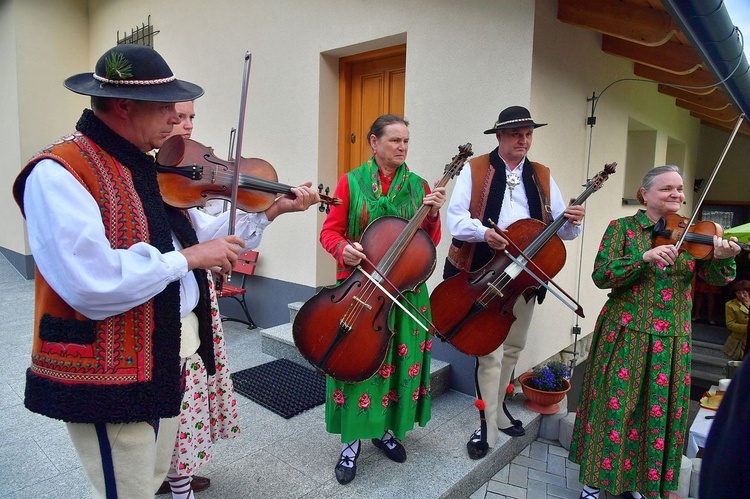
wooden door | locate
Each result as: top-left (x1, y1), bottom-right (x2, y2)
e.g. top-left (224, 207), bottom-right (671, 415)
top-left (338, 45), bottom-right (406, 177)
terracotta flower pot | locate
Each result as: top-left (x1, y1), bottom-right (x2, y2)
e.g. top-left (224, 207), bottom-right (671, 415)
top-left (519, 371), bottom-right (571, 415)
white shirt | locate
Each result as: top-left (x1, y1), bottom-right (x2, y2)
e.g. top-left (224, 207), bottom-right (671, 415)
top-left (23, 159), bottom-right (270, 320)
top-left (446, 155), bottom-right (581, 242)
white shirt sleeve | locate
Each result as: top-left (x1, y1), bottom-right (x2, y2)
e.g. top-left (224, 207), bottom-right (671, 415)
top-left (446, 162), bottom-right (488, 243)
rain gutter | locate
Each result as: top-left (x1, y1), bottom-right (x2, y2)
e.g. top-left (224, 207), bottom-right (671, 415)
top-left (661, 0), bottom-right (750, 119)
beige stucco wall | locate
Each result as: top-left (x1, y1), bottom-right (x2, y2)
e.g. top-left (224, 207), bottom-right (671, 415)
top-left (0, 1), bottom-right (22, 254)
top-left (696, 125), bottom-right (750, 204)
top-left (2, 0), bottom-right (88, 259)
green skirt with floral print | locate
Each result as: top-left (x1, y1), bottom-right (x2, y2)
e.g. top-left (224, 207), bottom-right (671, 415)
top-left (325, 284), bottom-right (432, 442)
top-left (569, 316), bottom-right (691, 498)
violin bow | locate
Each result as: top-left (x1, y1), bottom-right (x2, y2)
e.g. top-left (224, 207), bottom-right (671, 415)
top-left (355, 265), bottom-right (430, 332)
top-left (490, 221), bottom-right (585, 318)
top-left (675, 113), bottom-right (745, 251)
top-left (225, 52), bottom-right (253, 285)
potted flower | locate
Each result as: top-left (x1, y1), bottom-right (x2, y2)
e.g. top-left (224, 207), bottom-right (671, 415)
top-left (519, 360), bottom-right (571, 414)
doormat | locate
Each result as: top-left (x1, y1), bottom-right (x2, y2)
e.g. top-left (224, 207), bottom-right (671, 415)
top-left (231, 358), bottom-right (326, 419)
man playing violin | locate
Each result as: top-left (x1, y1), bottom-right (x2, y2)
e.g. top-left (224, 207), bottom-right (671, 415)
top-left (442, 106), bottom-right (584, 459)
top-left (12, 44), bottom-right (317, 498)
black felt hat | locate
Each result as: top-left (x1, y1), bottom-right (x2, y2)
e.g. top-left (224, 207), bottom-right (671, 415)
top-left (63, 44), bottom-right (204, 102)
top-left (483, 106), bottom-right (547, 134)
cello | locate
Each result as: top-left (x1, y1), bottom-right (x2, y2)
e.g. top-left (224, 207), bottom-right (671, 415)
top-left (292, 144), bottom-right (473, 383)
top-left (429, 162), bottom-right (616, 357)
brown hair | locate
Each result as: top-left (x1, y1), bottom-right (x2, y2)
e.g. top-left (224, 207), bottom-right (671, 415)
top-left (731, 280), bottom-right (750, 294)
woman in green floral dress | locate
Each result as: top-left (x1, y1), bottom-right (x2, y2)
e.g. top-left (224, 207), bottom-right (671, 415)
top-left (318, 114), bottom-right (446, 484)
top-left (569, 165), bottom-right (741, 499)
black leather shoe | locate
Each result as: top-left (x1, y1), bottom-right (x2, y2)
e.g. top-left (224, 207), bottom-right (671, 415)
top-left (499, 424), bottom-right (526, 437)
top-left (191, 475), bottom-right (211, 492)
top-left (156, 481), bottom-right (169, 495)
top-left (372, 432), bottom-right (407, 463)
top-left (334, 441), bottom-right (360, 485)
top-left (466, 429), bottom-right (489, 460)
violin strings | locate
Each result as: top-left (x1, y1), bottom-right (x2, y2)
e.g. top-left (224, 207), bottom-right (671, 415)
top-left (190, 166), bottom-right (334, 202)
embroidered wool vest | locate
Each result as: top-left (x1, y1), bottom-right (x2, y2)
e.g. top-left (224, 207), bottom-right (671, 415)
top-left (14, 133), bottom-right (185, 424)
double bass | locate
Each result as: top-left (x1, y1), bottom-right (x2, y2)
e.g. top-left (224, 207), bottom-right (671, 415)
top-left (429, 162), bottom-right (617, 357)
top-left (292, 144), bottom-right (473, 383)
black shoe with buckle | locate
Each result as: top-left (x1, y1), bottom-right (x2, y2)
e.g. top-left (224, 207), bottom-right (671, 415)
top-left (334, 441), bottom-right (360, 485)
top-left (372, 431), bottom-right (407, 463)
top-left (466, 429), bottom-right (489, 460)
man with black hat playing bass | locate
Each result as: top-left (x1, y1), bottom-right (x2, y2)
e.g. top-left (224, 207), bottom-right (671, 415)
top-left (441, 105), bottom-right (585, 460)
top-left (12, 44), bottom-right (317, 498)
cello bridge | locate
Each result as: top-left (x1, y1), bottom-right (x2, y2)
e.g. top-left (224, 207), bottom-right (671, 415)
top-left (353, 296), bottom-right (373, 310)
top-left (487, 283), bottom-right (504, 297)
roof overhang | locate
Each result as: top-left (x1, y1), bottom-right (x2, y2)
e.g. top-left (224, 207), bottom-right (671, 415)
top-left (558, 0), bottom-right (750, 137)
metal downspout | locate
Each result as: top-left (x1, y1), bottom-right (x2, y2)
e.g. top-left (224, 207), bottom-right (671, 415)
top-left (661, 0), bottom-right (750, 118)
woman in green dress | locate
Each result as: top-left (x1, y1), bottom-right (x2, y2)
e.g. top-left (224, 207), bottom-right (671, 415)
top-left (569, 165), bottom-right (741, 499)
top-left (319, 114), bottom-right (446, 484)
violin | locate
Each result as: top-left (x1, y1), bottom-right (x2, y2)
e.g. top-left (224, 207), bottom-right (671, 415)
top-left (652, 213), bottom-right (749, 260)
top-left (155, 135), bottom-right (341, 213)
top-left (292, 144), bottom-right (473, 382)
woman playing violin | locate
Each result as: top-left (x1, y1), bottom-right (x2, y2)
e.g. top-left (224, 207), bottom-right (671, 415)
top-left (319, 114), bottom-right (446, 485)
top-left (569, 165), bottom-right (741, 499)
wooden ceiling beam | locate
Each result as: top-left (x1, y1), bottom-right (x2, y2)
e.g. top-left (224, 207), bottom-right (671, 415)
top-left (696, 116), bottom-right (750, 138)
top-left (658, 85), bottom-right (730, 110)
top-left (681, 101), bottom-right (741, 122)
top-left (634, 64), bottom-right (718, 88)
top-left (558, 0), bottom-right (677, 46)
top-left (602, 36), bottom-right (702, 75)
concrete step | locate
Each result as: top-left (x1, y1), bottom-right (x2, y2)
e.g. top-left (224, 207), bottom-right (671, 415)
top-left (692, 339), bottom-right (724, 357)
top-left (691, 352), bottom-right (728, 377)
top-left (261, 316), bottom-right (451, 398)
top-left (691, 367), bottom-right (723, 386)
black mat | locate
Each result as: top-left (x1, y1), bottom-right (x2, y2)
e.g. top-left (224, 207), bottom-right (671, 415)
top-left (231, 358), bottom-right (326, 419)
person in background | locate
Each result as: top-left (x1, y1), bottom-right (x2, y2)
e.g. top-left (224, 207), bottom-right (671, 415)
top-left (569, 165), bottom-right (741, 499)
top-left (722, 279), bottom-right (750, 360)
top-left (442, 105), bottom-right (584, 460)
top-left (319, 114), bottom-right (445, 484)
top-left (172, 100), bottom-right (195, 139)
top-left (13, 45), bottom-right (318, 498)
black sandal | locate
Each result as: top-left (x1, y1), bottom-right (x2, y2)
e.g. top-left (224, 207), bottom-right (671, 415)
top-left (579, 486), bottom-right (600, 499)
top-left (334, 440), bottom-right (360, 485)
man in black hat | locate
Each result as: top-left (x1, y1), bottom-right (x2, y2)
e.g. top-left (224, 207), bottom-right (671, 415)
top-left (442, 105), bottom-right (585, 459)
top-left (12, 44), bottom-right (318, 497)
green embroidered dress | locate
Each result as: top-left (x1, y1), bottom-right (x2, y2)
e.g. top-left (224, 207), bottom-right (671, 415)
top-left (569, 210), bottom-right (736, 498)
top-left (320, 158), bottom-right (439, 442)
